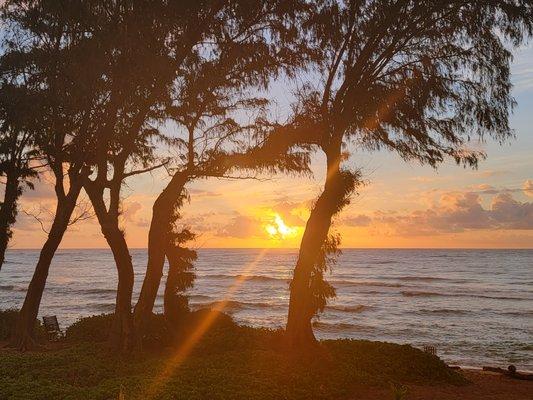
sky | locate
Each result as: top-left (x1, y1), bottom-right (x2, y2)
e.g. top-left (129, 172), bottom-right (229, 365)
top-left (9, 45), bottom-right (533, 250)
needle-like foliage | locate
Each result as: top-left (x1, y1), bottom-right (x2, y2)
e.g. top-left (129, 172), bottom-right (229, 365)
top-left (285, 0), bottom-right (533, 347)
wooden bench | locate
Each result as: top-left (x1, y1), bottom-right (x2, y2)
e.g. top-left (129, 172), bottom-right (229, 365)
top-left (42, 315), bottom-right (64, 340)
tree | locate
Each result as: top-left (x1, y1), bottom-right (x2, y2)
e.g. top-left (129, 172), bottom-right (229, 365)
top-left (133, 0), bottom-right (309, 337)
top-left (3, 0), bottom-right (105, 349)
top-left (284, 0), bottom-right (533, 347)
top-left (77, 0), bottom-right (191, 352)
top-left (0, 83), bottom-right (38, 270)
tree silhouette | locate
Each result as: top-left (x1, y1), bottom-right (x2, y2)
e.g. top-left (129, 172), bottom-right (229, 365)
top-left (0, 83), bottom-right (39, 271)
top-left (284, 0), bottom-right (533, 347)
top-left (78, 1), bottom-right (193, 352)
top-left (3, 0), bottom-right (102, 349)
top-left (133, 0), bottom-right (309, 339)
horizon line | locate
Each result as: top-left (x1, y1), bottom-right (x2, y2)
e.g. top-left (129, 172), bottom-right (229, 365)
top-left (8, 247), bottom-right (533, 251)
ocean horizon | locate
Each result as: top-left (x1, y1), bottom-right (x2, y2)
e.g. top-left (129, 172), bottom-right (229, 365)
top-left (2, 248), bottom-right (532, 370)
top-left (7, 247), bottom-right (533, 250)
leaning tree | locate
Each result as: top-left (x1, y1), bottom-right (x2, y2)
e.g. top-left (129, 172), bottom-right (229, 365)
top-left (284, 0), bottom-right (533, 347)
top-left (133, 0), bottom-right (310, 338)
top-left (4, 0), bottom-right (111, 349)
top-left (79, 0), bottom-right (184, 352)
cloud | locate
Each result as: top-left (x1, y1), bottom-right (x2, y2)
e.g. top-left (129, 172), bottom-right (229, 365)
top-left (188, 189), bottom-right (222, 198)
top-left (12, 211), bottom-right (43, 232)
top-left (472, 170), bottom-right (509, 178)
top-left (122, 201), bottom-right (149, 227)
top-left (181, 212), bottom-right (218, 233)
top-left (343, 191), bottom-right (533, 235)
top-left (22, 180), bottom-right (56, 200)
top-left (408, 176), bottom-right (449, 184)
top-left (490, 193), bottom-right (533, 229)
top-left (469, 184), bottom-right (523, 196)
top-left (523, 180), bottom-right (533, 197)
top-left (271, 201), bottom-right (307, 226)
top-left (344, 214), bottom-right (372, 227)
top-left (216, 215), bottom-right (266, 238)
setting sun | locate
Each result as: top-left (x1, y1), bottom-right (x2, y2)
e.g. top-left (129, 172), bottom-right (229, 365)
top-left (264, 214), bottom-right (299, 239)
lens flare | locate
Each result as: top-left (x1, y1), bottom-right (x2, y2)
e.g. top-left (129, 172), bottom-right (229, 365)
top-left (142, 249), bottom-right (268, 399)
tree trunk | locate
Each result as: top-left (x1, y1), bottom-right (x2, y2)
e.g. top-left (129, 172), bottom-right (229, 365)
top-left (163, 257), bottom-right (184, 325)
top-left (0, 172), bottom-right (20, 272)
top-left (132, 204), bottom-right (168, 335)
top-left (285, 142), bottom-right (345, 348)
top-left (133, 172), bottom-right (188, 336)
top-left (11, 193), bottom-right (79, 350)
top-left (103, 221), bottom-right (135, 353)
top-left (87, 188), bottom-right (135, 352)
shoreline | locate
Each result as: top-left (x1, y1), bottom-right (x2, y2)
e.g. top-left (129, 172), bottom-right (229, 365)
top-left (454, 365), bottom-right (533, 375)
top-left (404, 369), bottom-right (533, 400)
top-left (346, 369), bottom-right (533, 400)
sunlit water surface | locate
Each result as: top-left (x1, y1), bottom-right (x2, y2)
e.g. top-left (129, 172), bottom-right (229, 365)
top-left (1, 248), bottom-right (531, 369)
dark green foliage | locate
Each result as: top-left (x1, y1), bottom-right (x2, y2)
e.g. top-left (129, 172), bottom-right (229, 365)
top-left (164, 229), bottom-right (197, 319)
top-left (297, 0), bottom-right (533, 167)
top-left (0, 82), bottom-right (39, 267)
top-left (310, 234), bottom-right (341, 314)
top-left (66, 314), bottom-right (114, 343)
top-left (0, 313), bottom-right (465, 400)
top-left (0, 309), bottom-right (45, 341)
top-left (0, 309), bottom-right (19, 340)
top-left (390, 382), bottom-right (408, 400)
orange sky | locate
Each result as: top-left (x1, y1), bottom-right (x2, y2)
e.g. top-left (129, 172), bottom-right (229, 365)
top-left (8, 46), bottom-right (533, 250)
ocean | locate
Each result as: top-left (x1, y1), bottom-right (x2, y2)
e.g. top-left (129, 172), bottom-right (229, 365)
top-left (1, 248), bottom-right (532, 369)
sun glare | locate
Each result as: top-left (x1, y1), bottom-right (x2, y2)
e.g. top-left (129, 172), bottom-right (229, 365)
top-left (265, 214), bottom-right (298, 239)
top-left (143, 249), bottom-right (268, 399)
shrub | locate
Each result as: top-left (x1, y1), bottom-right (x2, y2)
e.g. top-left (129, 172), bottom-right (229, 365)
top-left (0, 309), bottom-right (18, 340)
top-left (66, 314), bottom-right (114, 342)
top-left (0, 312), bottom-right (466, 400)
top-left (0, 309), bottom-right (46, 342)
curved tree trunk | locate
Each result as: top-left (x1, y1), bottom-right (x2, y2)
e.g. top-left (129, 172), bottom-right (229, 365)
top-left (133, 172), bottom-right (188, 336)
top-left (86, 185), bottom-right (135, 352)
top-left (285, 141), bottom-right (345, 348)
top-left (103, 221), bottom-right (135, 352)
top-left (11, 192), bottom-right (80, 350)
top-left (0, 172), bottom-right (20, 272)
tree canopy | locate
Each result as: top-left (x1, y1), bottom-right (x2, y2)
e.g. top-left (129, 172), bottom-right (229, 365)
top-left (284, 0), bottom-right (533, 346)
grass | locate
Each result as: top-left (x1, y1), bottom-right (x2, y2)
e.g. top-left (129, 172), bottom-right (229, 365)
top-left (0, 310), bottom-right (466, 400)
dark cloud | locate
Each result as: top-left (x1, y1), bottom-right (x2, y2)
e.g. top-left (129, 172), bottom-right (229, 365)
top-left (490, 193), bottom-right (533, 229)
top-left (343, 191), bottom-right (533, 235)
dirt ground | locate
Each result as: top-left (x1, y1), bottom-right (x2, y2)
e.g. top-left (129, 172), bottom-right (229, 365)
top-left (350, 369), bottom-right (533, 400)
